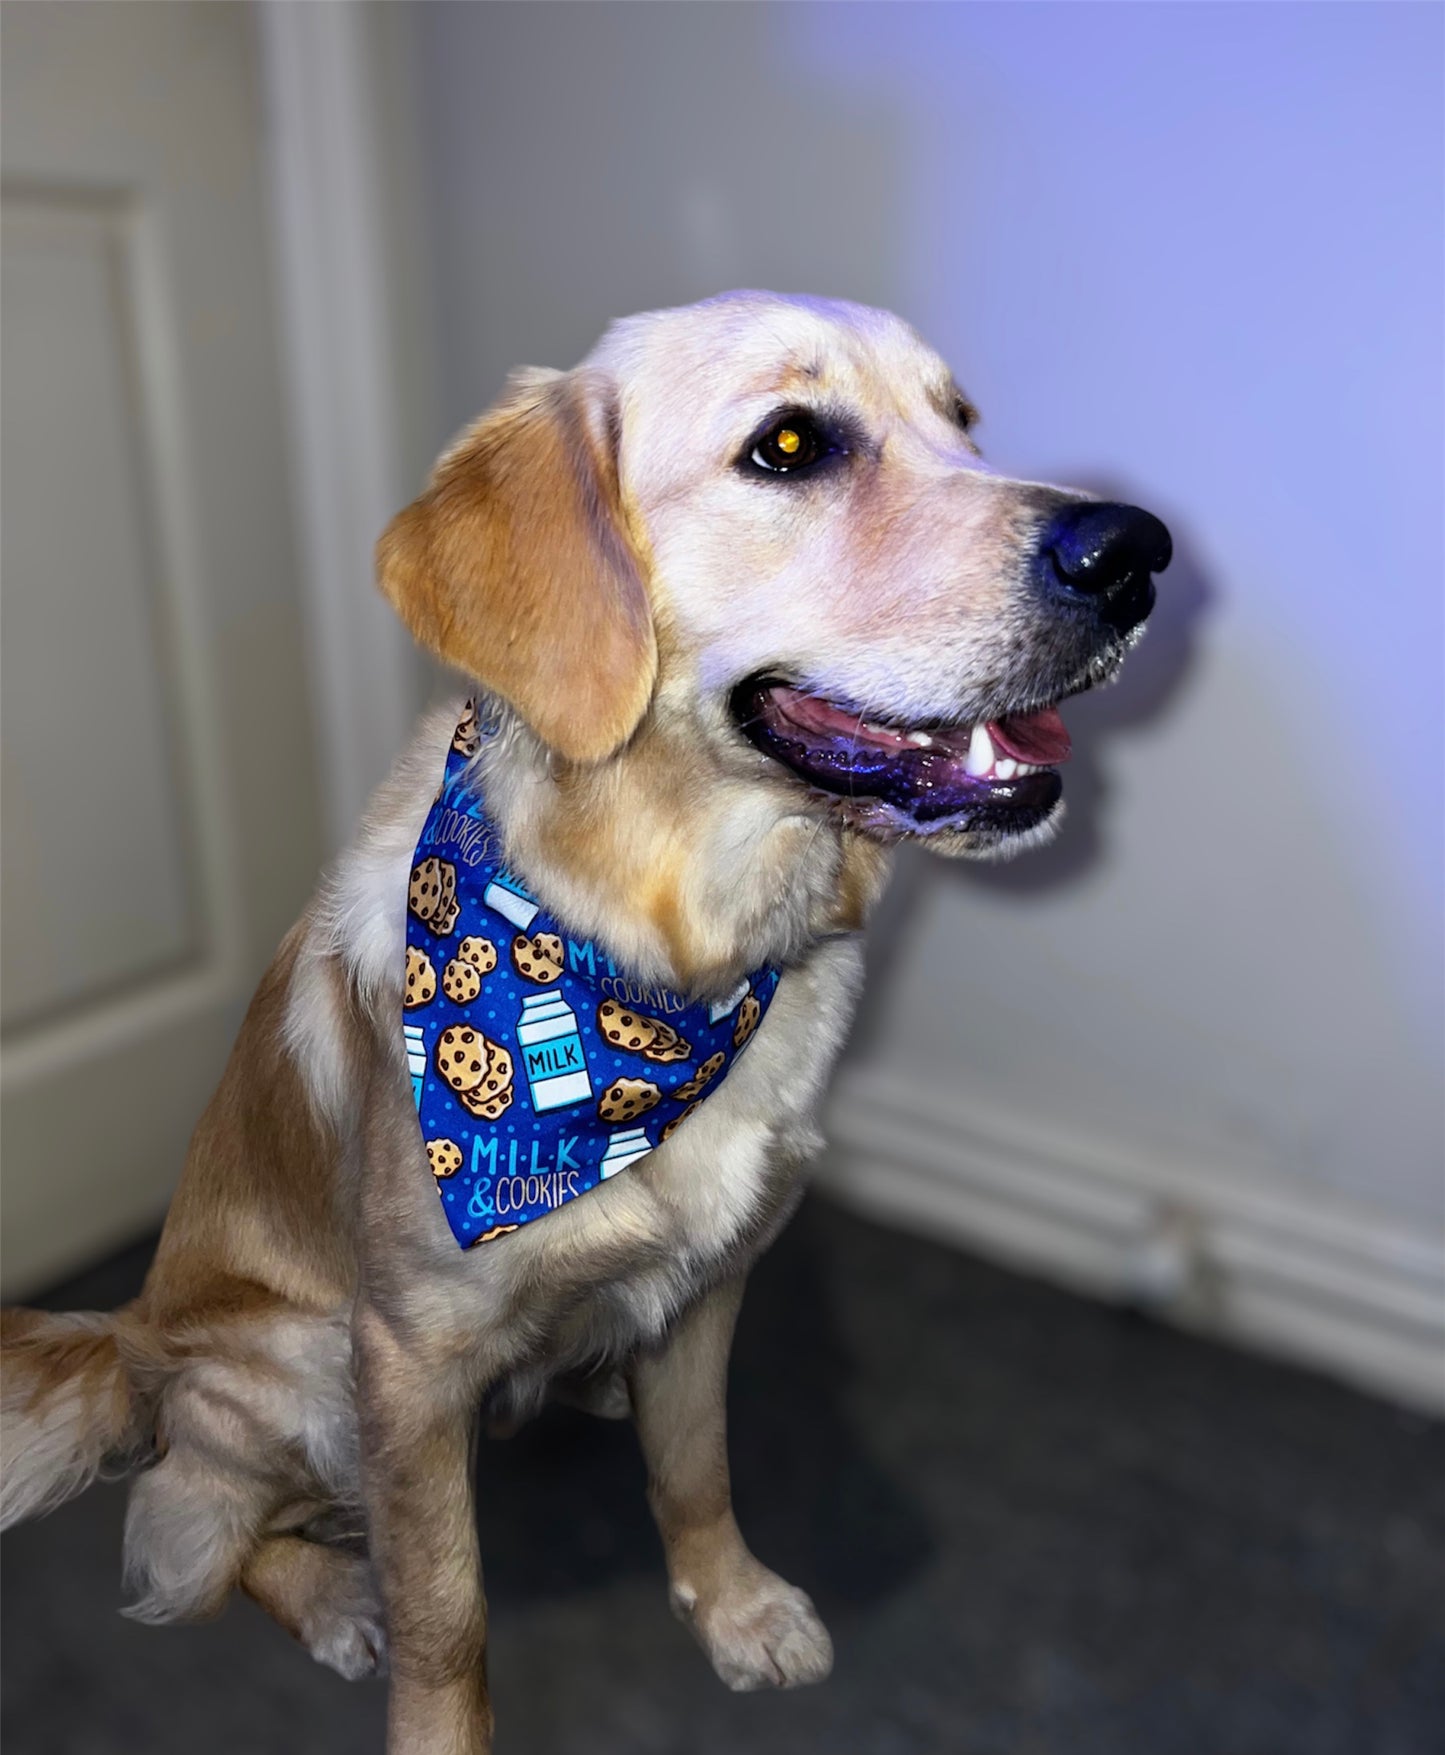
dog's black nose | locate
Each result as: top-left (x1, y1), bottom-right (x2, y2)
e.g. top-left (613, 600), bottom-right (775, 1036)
top-left (1038, 501), bottom-right (1172, 634)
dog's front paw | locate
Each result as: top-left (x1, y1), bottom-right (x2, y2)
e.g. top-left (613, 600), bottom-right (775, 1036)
top-left (671, 1562), bottom-right (833, 1692)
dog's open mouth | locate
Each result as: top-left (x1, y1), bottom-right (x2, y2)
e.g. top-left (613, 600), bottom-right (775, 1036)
top-left (730, 677), bottom-right (1069, 839)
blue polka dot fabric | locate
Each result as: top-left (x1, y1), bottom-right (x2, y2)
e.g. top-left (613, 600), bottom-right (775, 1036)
top-left (404, 701), bottom-right (780, 1248)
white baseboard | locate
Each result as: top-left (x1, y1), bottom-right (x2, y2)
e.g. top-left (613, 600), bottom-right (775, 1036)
top-left (821, 1070), bottom-right (1445, 1416)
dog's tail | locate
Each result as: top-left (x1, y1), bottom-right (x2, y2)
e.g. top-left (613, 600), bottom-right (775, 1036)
top-left (1, 1305), bottom-right (142, 1530)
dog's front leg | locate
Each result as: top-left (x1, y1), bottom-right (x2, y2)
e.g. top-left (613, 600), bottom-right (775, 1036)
top-left (356, 1305), bottom-right (492, 1754)
top-left (630, 1274), bottom-right (833, 1693)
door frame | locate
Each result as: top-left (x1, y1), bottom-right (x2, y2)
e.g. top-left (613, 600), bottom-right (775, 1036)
top-left (258, 0), bottom-right (434, 855)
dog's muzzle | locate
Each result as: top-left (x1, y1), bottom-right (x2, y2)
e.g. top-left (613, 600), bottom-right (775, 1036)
top-left (729, 497), bottom-right (1173, 850)
top-left (1034, 501), bottom-right (1173, 635)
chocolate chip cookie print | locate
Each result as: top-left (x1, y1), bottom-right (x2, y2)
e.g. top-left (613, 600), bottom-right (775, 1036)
top-left (405, 702), bottom-right (781, 1248)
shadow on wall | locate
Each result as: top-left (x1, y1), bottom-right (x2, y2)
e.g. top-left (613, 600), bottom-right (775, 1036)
top-left (845, 492), bottom-right (1211, 1068)
top-left (969, 487), bottom-right (1213, 898)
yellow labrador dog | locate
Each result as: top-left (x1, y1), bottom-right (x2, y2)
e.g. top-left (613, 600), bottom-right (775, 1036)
top-left (1, 292), bottom-right (1169, 1751)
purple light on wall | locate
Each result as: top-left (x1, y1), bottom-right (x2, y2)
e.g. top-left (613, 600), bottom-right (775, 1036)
top-left (779, 0), bottom-right (1444, 977)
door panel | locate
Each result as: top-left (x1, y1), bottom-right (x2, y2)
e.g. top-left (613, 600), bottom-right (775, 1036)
top-left (1, 2), bottom-right (324, 1292)
top-left (2, 194), bottom-right (200, 1029)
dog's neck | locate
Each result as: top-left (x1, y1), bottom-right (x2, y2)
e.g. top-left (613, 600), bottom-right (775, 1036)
top-left (471, 693), bottom-right (892, 998)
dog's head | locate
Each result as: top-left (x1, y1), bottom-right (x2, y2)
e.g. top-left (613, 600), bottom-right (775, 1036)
top-left (380, 291), bottom-right (1169, 862)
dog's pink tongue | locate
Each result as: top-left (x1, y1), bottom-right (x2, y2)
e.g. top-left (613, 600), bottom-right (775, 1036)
top-left (989, 707), bottom-right (1071, 765)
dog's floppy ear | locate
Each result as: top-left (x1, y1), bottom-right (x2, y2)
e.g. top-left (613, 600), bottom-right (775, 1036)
top-left (377, 368), bottom-right (656, 764)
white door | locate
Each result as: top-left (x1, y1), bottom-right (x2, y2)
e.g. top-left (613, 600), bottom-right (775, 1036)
top-left (1, 2), bottom-right (325, 1293)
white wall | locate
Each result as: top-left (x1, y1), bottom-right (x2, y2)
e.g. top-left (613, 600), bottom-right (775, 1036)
top-left (403, 2), bottom-right (1443, 1401)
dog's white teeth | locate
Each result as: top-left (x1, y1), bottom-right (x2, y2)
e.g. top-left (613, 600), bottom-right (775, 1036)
top-left (965, 722), bottom-right (995, 777)
top-left (1016, 762), bottom-right (1038, 776)
top-left (995, 757), bottom-right (1018, 781)
top-left (906, 730), bottom-right (934, 747)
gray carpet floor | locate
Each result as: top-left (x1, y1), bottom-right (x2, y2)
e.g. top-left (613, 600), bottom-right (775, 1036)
top-left (3, 1195), bottom-right (1441, 1754)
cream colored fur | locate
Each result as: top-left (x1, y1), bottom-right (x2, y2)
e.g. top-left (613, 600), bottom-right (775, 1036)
top-left (1, 293), bottom-right (1144, 1752)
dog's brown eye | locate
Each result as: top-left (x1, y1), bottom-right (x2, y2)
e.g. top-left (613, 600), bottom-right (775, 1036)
top-left (749, 413), bottom-right (830, 474)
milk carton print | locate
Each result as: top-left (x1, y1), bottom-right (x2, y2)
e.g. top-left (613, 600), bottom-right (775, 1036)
top-left (516, 992), bottom-right (592, 1112)
top-left (708, 977), bottom-right (751, 1025)
top-left (404, 1025), bottom-right (427, 1108)
top-left (483, 869), bottom-right (539, 931)
top-left (599, 1126), bottom-right (652, 1179)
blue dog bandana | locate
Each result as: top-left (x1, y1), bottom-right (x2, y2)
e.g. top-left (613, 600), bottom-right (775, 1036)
top-left (404, 702), bottom-right (780, 1248)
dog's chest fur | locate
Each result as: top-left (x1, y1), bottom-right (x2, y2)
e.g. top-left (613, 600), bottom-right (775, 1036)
top-left (292, 707), bottom-right (870, 1405)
